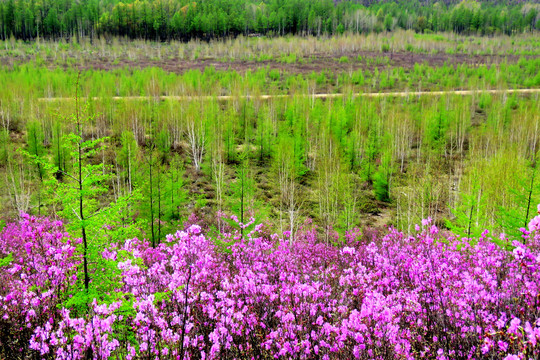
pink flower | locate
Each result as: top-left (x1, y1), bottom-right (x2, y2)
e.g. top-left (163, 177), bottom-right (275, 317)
top-left (528, 215), bottom-right (540, 232)
top-left (513, 247), bottom-right (526, 260)
top-left (508, 318), bottom-right (521, 334)
top-left (188, 224), bottom-right (202, 235)
top-left (342, 247), bottom-right (356, 255)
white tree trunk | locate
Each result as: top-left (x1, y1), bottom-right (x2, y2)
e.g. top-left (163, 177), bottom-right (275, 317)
top-left (187, 121), bottom-right (205, 171)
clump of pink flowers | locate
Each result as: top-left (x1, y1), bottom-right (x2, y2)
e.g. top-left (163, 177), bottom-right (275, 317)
top-left (528, 204), bottom-right (540, 232)
top-left (1, 210), bottom-right (540, 359)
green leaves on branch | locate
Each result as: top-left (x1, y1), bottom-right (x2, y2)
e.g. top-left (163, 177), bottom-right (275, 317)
top-left (0, 253), bottom-right (13, 268)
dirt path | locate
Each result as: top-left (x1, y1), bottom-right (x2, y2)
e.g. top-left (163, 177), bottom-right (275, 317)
top-left (38, 88), bottom-right (540, 102)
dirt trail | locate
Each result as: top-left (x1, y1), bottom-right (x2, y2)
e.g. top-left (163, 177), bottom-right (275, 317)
top-left (38, 88), bottom-right (540, 102)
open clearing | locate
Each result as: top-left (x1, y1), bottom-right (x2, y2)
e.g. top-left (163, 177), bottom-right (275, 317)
top-left (3, 50), bottom-right (527, 74)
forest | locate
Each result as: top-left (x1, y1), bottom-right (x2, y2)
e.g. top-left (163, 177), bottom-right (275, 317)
top-left (0, 0), bottom-right (539, 41)
top-left (0, 7), bottom-right (540, 360)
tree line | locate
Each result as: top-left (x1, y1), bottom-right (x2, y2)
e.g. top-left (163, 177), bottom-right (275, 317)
top-left (0, 0), bottom-right (539, 41)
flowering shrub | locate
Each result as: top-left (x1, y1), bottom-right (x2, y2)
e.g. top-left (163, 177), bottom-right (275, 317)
top-left (0, 214), bottom-right (78, 358)
top-left (1, 210), bottom-right (540, 359)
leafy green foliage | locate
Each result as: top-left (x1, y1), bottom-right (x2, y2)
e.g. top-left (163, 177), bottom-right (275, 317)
top-left (374, 152), bottom-right (393, 202)
top-left (0, 0), bottom-right (537, 41)
top-left (0, 253), bottom-right (12, 267)
top-left (1, 45), bottom-right (539, 238)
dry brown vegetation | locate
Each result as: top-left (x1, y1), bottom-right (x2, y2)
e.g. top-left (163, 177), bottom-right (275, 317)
top-left (1, 31), bottom-right (537, 75)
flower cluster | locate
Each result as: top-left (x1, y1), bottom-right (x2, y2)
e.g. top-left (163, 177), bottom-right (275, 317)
top-left (0, 214), bottom-right (78, 357)
top-left (1, 212), bottom-right (540, 359)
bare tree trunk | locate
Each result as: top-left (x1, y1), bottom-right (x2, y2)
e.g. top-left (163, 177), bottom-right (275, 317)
top-left (148, 152), bottom-right (155, 247)
top-left (187, 121), bottom-right (205, 171)
top-left (6, 161), bottom-right (31, 214)
top-left (212, 159), bottom-right (225, 232)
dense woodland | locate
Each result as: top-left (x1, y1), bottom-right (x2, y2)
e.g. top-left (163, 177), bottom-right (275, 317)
top-left (0, 0), bottom-right (540, 41)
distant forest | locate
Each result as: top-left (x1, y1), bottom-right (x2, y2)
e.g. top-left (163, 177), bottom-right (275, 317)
top-left (0, 0), bottom-right (539, 41)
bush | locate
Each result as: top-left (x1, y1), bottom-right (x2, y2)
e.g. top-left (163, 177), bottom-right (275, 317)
top-left (1, 212), bottom-right (540, 359)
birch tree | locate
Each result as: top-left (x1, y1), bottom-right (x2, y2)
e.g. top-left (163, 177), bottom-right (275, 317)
top-left (275, 136), bottom-right (302, 244)
top-left (186, 117), bottom-right (205, 171)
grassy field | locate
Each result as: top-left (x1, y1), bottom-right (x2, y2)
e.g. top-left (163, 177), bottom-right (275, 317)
top-left (0, 32), bottom-right (539, 241)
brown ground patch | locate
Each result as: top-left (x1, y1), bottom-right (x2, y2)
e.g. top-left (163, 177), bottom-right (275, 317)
top-left (78, 51), bottom-right (523, 74)
top-left (1, 50), bottom-right (524, 74)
